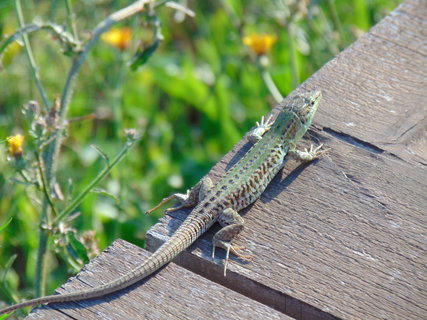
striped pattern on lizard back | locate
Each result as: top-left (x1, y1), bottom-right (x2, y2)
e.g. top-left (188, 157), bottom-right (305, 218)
top-left (188, 109), bottom-right (301, 223)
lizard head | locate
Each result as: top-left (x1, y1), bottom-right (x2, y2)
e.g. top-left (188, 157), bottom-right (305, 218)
top-left (293, 90), bottom-right (322, 127)
top-left (273, 90), bottom-right (322, 143)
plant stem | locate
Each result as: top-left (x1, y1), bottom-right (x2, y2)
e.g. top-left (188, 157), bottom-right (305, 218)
top-left (111, 54), bottom-right (128, 137)
top-left (261, 68), bottom-right (283, 103)
top-left (35, 214), bottom-right (48, 296)
top-left (54, 139), bottom-right (139, 224)
top-left (64, 0), bottom-right (79, 41)
top-left (14, 0), bottom-right (50, 109)
top-left (327, 0), bottom-right (346, 50)
top-left (286, 23), bottom-right (299, 89)
top-left (15, 0), bottom-right (51, 297)
top-left (36, 152), bottom-right (59, 217)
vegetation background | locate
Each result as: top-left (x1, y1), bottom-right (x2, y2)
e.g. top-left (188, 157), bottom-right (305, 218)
top-left (0, 0), bottom-right (400, 317)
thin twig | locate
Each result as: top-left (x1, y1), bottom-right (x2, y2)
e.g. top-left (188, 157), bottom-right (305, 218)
top-left (261, 68), bottom-right (283, 103)
top-left (53, 138), bottom-right (139, 224)
top-left (14, 0), bottom-right (50, 109)
top-left (18, 169), bottom-right (33, 184)
top-left (35, 151), bottom-right (59, 218)
top-left (64, 0), bottom-right (79, 41)
top-left (165, 1), bottom-right (195, 17)
top-left (15, 0), bottom-right (51, 296)
top-left (286, 23), bottom-right (299, 88)
top-left (326, 0), bottom-right (346, 50)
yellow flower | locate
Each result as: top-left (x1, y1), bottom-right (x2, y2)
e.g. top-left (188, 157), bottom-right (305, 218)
top-left (7, 134), bottom-right (24, 157)
top-left (243, 33), bottom-right (277, 56)
top-left (101, 27), bottom-right (132, 50)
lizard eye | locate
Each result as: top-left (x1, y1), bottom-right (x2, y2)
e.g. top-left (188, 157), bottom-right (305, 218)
top-left (305, 98), bottom-right (315, 106)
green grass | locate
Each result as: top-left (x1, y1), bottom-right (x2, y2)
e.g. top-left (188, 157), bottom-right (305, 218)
top-left (0, 0), bottom-right (400, 316)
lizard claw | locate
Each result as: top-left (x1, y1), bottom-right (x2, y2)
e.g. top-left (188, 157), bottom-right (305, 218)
top-left (229, 245), bottom-right (252, 261)
top-left (311, 144), bottom-right (330, 158)
top-left (256, 115), bottom-right (274, 130)
top-left (303, 144), bottom-right (329, 160)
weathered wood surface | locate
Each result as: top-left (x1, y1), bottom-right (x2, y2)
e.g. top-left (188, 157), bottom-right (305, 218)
top-left (147, 0), bottom-right (427, 319)
top-left (25, 239), bottom-right (288, 320)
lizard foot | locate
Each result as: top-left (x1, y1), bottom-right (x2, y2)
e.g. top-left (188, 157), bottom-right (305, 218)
top-left (305, 144), bottom-right (330, 159)
top-left (289, 143), bottom-right (330, 162)
top-left (248, 115), bottom-right (274, 143)
top-left (255, 115), bottom-right (274, 131)
top-left (146, 177), bottom-right (213, 214)
top-left (212, 241), bottom-right (252, 276)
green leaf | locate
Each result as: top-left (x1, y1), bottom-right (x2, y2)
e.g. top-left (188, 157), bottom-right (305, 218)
top-left (9, 177), bottom-right (34, 186)
top-left (128, 39), bottom-right (161, 71)
top-left (1, 254), bottom-right (17, 283)
top-left (90, 188), bottom-right (119, 203)
top-left (0, 217), bottom-right (12, 233)
top-left (0, 254), bottom-right (18, 304)
top-left (91, 144), bottom-right (110, 164)
top-left (67, 233), bottom-right (89, 265)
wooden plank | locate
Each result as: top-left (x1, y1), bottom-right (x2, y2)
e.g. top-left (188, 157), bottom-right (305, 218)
top-left (146, 1), bottom-right (427, 319)
top-left (25, 239), bottom-right (290, 320)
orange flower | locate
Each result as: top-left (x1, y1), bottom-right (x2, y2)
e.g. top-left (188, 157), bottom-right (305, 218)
top-left (101, 27), bottom-right (132, 50)
top-left (7, 134), bottom-right (24, 157)
top-left (243, 33), bottom-right (277, 56)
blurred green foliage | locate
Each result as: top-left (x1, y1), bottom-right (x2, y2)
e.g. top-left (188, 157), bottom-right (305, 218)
top-left (0, 0), bottom-right (400, 315)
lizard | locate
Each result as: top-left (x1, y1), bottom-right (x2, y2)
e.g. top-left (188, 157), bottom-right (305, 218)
top-left (0, 90), bottom-right (326, 316)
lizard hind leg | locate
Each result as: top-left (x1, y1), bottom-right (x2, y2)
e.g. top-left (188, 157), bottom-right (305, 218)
top-left (146, 176), bottom-right (213, 214)
top-left (212, 208), bottom-right (252, 276)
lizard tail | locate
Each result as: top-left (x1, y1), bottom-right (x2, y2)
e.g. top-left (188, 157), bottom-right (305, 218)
top-left (0, 214), bottom-right (209, 316)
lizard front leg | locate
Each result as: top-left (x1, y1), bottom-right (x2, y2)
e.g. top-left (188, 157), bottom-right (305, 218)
top-left (212, 208), bottom-right (251, 276)
top-left (248, 115), bottom-right (274, 143)
top-left (288, 144), bottom-right (328, 162)
top-left (146, 177), bottom-right (213, 214)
